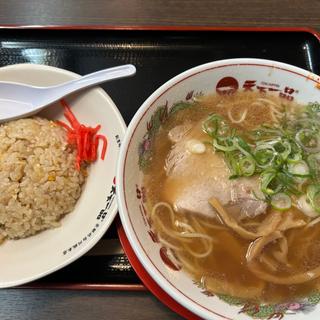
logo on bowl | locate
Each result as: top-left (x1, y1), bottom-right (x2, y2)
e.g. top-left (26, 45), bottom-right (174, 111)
top-left (243, 80), bottom-right (298, 101)
top-left (216, 77), bottom-right (239, 95)
top-left (216, 77), bottom-right (298, 101)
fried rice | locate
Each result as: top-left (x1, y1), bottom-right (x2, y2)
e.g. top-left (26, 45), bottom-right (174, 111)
top-left (0, 117), bottom-right (85, 243)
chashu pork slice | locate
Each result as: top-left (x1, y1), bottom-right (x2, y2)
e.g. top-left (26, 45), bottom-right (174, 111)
top-left (163, 121), bottom-right (267, 221)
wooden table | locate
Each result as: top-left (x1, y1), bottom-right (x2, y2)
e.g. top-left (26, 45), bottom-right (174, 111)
top-left (0, 0), bottom-right (319, 29)
top-left (1, 1), bottom-right (320, 319)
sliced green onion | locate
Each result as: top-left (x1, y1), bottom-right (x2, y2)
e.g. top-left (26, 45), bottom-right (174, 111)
top-left (202, 114), bottom-right (221, 137)
top-left (239, 157), bottom-right (256, 176)
top-left (254, 144), bottom-right (275, 168)
top-left (251, 126), bottom-right (283, 141)
top-left (287, 152), bottom-right (302, 164)
top-left (296, 129), bottom-right (320, 153)
top-left (233, 136), bottom-right (253, 157)
top-left (260, 170), bottom-right (282, 195)
top-left (202, 109), bottom-right (320, 202)
top-left (274, 140), bottom-right (291, 161)
top-left (297, 195), bottom-right (318, 218)
top-left (306, 102), bottom-right (320, 117)
top-left (307, 153), bottom-right (320, 180)
top-left (212, 138), bottom-right (236, 152)
top-left (271, 193), bottom-right (292, 211)
top-left (307, 184), bottom-right (320, 213)
top-left (276, 171), bottom-right (302, 195)
top-left (225, 151), bottom-right (242, 176)
top-left (218, 123), bottom-right (230, 136)
top-left (288, 160), bottom-right (310, 177)
top-left (202, 114), bottom-right (229, 138)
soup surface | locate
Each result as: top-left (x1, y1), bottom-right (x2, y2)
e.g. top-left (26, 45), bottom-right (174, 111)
top-left (143, 91), bottom-right (320, 303)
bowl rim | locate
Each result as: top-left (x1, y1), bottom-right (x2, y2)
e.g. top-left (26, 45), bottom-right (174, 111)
top-left (117, 58), bottom-right (320, 319)
top-left (0, 63), bottom-right (127, 288)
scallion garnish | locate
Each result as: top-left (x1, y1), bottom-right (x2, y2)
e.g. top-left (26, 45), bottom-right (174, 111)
top-left (307, 184), bottom-right (320, 213)
top-left (271, 193), bottom-right (292, 211)
top-left (202, 102), bottom-right (320, 212)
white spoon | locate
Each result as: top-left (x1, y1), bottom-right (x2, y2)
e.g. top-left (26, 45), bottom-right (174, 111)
top-left (0, 64), bottom-right (136, 123)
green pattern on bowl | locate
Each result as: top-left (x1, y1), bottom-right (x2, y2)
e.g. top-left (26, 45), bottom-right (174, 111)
top-left (138, 96), bottom-right (197, 170)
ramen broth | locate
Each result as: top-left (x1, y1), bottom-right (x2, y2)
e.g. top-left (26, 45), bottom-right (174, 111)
top-left (143, 91), bottom-right (320, 303)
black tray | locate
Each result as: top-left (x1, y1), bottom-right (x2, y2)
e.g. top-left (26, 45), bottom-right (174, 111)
top-left (2, 27), bottom-right (319, 290)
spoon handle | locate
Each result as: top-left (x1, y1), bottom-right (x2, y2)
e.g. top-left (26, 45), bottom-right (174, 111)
top-left (40, 64), bottom-right (136, 105)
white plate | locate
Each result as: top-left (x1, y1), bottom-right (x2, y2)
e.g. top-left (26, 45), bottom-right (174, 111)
top-left (0, 64), bottom-right (126, 288)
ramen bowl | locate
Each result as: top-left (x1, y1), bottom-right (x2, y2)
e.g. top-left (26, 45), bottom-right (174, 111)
top-left (117, 58), bottom-right (320, 319)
